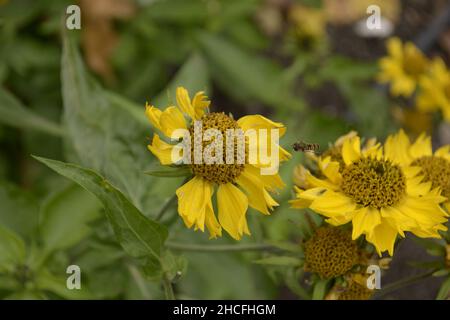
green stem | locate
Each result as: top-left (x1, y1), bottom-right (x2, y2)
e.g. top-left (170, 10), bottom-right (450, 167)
top-left (166, 242), bottom-right (276, 252)
top-left (127, 264), bottom-right (152, 300)
top-left (163, 274), bottom-right (175, 300)
top-left (373, 269), bottom-right (437, 299)
top-left (155, 194), bottom-right (177, 221)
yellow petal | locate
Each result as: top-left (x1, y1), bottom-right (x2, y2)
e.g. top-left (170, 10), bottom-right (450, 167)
top-left (159, 106), bottom-right (187, 139)
top-left (217, 183), bottom-right (250, 240)
top-left (237, 114), bottom-right (286, 137)
top-left (309, 190), bottom-right (356, 219)
top-left (351, 207), bottom-right (381, 240)
top-left (147, 134), bottom-right (182, 165)
top-left (366, 219), bottom-right (398, 256)
top-left (409, 133), bottom-right (432, 159)
top-left (435, 145), bottom-right (450, 160)
top-left (145, 103), bottom-right (163, 131)
top-left (176, 87), bottom-right (195, 119)
top-left (205, 200), bottom-right (222, 239)
top-left (384, 129), bottom-right (412, 165)
top-left (342, 136), bottom-right (361, 165)
top-left (176, 176), bottom-right (213, 232)
top-left (318, 157), bottom-right (342, 184)
top-left (236, 166), bottom-right (278, 215)
top-left (192, 91), bottom-right (210, 120)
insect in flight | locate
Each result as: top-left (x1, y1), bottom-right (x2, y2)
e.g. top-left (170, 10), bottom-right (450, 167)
top-left (292, 140), bottom-right (320, 154)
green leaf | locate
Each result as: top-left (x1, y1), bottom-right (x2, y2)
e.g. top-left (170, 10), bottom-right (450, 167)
top-left (0, 224), bottom-right (26, 271)
top-left (34, 268), bottom-right (94, 300)
top-left (412, 237), bottom-right (446, 257)
top-left (145, 165), bottom-right (192, 178)
top-left (145, 0), bottom-right (208, 24)
top-left (254, 256), bottom-right (303, 267)
top-left (39, 184), bottom-right (102, 253)
top-left (0, 87), bottom-right (64, 136)
top-left (152, 53), bottom-right (209, 107)
top-left (61, 31), bottom-right (181, 215)
top-left (197, 33), bottom-right (302, 112)
top-left (436, 276), bottom-right (450, 300)
top-left (312, 278), bottom-right (331, 300)
top-left (33, 156), bottom-right (168, 277)
top-left (0, 180), bottom-right (39, 240)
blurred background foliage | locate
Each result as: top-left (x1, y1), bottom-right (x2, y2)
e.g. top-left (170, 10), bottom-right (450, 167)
top-left (0, 0), bottom-right (449, 299)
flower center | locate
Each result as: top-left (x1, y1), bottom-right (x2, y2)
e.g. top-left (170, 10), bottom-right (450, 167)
top-left (338, 282), bottom-right (373, 300)
top-left (341, 158), bottom-right (406, 209)
top-left (411, 156), bottom-right (450, 198)
top-left (403, 52), bottom-right (427, 79)
top-left (304, 227), bottom-right (359, 279)
top-left (188, 112), bottom-right (246, 184)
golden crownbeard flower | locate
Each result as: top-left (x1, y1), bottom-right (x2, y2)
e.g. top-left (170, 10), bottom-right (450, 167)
top-left (378, 37), bottom-right (429, 97)
top-left (146, 87), bottom-right (290, 240)
top-left (416, 58), bottom-right (450, 122)
top-left (290, 134), bottom-right (448, 256)
top-left (384, 130), bottom-right (450, 213)
top-left (304, 227), bottom-right (360, 279)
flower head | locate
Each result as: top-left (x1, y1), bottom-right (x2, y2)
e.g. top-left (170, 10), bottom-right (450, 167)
top-left (291, 133), bottom-right (448, 256)
top-left (417, 58), bottom-right (450, 122)
top-left (378, 37), bottom-right (429, 97)
top-left (304, 226), bottom-right (360, 279)
top-left (385, 130), bottom-right (450, 212)
top-left (146, 87), bottom-right (290, 240)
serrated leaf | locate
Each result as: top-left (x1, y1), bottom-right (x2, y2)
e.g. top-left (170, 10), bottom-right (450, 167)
top-left (61, 31), bottom-right (180, 216)
top-left (0, 87), bottom-right (63, 137)
top-left (34, 156), bottom-right (168, 277)
top-left (254, 256), bottom-right (303, 267)
top-left (39, 184), bottom-right (103, 253)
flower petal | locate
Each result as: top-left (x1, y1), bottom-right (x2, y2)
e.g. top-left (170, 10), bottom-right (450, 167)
top-left (145, 103), bottom-right (163, 131)
top-left (351, 207), bottom-right (381, 240)
top-left (384, 129), bottom-right (412, 165)
top-left (176, 87), bottom-right (195, 119)
top-left (217, 183), bottom-right (250, 240)
top-left (147, 134), bottom-right (182, 165)
top-left (176, 176), bottom-right (213, 232)
top-left (366, 219), bottom-right (398, 256)
top-left (192, 91), bottom-right (210, 120)
top-left (159, 106), bottom-right (187, 139)
top-left (236, 166), bottom-right (279, 215)
top-left (342, 136), bottom-right (361, 165)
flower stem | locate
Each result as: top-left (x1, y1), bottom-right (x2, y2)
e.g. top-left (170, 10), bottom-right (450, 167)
top-left (163, 274), bottom-right (175, 300)
top-left (166, 242), bottom-right (276, 252)
top-left (373, 269), bottom-right (437, 299)
top-left (155, 194), bottom-right (177, 221)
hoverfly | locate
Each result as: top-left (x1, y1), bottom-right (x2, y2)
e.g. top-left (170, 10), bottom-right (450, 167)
top-left (292, 140), bottom-right (320, 153)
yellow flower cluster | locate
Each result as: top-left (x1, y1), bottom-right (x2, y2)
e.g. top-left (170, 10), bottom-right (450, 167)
top-left (378, 37), bottom-right (450, 122)
top-left (291, 130), bottom-right (449, 256)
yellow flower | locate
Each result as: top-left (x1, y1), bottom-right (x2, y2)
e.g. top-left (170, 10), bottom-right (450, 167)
top-left (146, 87), bottom-right (290, 240)
top-left (417, 58), bottom-right (450, 122)
top-left (378, 37), bottom-right (429, 97)
top-left (289, 4), bottom-right (326, 44)
top-left (291, 133), bottom-right (448, 256)
top-left (385, 130), bottom-right (450, 212)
